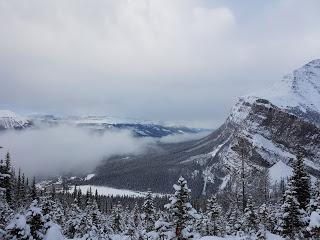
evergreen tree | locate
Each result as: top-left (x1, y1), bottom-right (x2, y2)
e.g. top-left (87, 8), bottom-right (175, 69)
top-left (111, 202), bottom-right (123, 234)
top-left (226, 207), bottom-right (242, 235)
top-left (4, 153), bottom-right (13, 206)
top-left (154, 215), bottom-right (171, 240)
top-left (307, 180), bottom-right (320, 239)
top-left (65, 198), bottom-right (83, 238)
top-left (142, 189), bottom-right (156, 232)
top-left (16, 168), bottom-right (21, 205)
top-left (309, 179), bottom-right (320, 213)
top-left (280, 181), bottom-right (305, 239)
top-left (0, 158), bottom-right (13, 234)
top-left (291, 154), bottom-right (311, 210)
top-left (205, 195), bottom-right (224, 236)
top-left (165, 177), bottom-right (198, 239)
top-left (242, 196), bottom-right (258, 235)
top-left (25, 200), bottom-right (46, 240)
top-left (256, 203), bottom-right (270, 240)
top-left (20, 173), bottom-right (26, 206)
top-left (31, 177), bottom-right (37, 200)
top-left (5, 214), bottom-right (31, 240)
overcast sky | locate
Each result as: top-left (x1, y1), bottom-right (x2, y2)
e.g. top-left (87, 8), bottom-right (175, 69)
top-left (1, 0), bottom-right (320, 128)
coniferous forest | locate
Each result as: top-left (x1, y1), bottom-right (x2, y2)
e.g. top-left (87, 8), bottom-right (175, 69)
top-left (1, 151), bottom-right (320, 240)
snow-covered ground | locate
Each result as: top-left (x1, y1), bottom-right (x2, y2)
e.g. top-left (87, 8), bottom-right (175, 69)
top-left (199, 232), bottom-right (284, 240)
top-left (70, 185), bottom-right (143, 197)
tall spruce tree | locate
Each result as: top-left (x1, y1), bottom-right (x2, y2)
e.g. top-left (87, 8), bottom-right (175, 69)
top-left (31, 177), bottom-right (37, 200)
top-left (3, 153), bottom-right (12, 206)
top-left (25, 200), bottom-right (46, 240)
top-left (243, 196), bottom-right (258, 235)
top-left (165, 176), bottom-right (198, 239)
top-left (142, 189), bottom-right (156, 232)
top-left (280, 181), bottom-right (305, 239)
top-left (291, 154), bottom-right (311, 210)
top-left (205, 195), bottom-right (224, 236)
top-left (0, 158), bottom-right (13, 234)
top-left (65, 198), bottom-right (83, 238)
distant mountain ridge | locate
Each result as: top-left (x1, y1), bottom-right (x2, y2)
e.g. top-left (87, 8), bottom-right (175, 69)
top-left (86, 59), bottom-right (320, 195)
top-left (0, 111), bottom-right (208, 138)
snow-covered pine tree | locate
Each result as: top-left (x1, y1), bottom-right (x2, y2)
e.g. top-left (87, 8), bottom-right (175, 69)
top-left (258, 168), bottom-right (271, 204)
top-left (16, 168), bottom-right (21, 206)
top-left (165, 176), bottom-right (199, 239)
top-left (309, 179), bottom-right (320, 214)
top-left (280, 181), bottom-right (305, 239)
top-left (307, 180), bottom-right (320, 239)
top-left (40, 194), bottom-right (55, 231)
top-left (256, 203), bottom-right (270, 240)
top-left (132, 202), bottom-right (141, 228)
top-left (25, 199), bottom-right (46, 240)
top-left (3, 153), bottom-right (13, 207)
top-left (0, 158), bottom-right (13, 236)
top-left (291, 154), bottom-right (311, 211)
top-left (5, 214), bottom-right (31, 240)
top-left (154, 215), bottom-right (171, 240)
top-left (65, 198), bottom-right (83, 238)
top-left (20, 173), bottom-right (26, 207)
top-left (205, 195), bottom-right (224, 236)
top-left (195, 209), bottom-right (207, 236)
top-left (31, 177), bottom-right (37, 200)
top-left (82, 197), bottom-right (102, 239)
top-left (226, 207), bottom-right (241, 235)
top-left (111, 202), bottom-right (123, 234)
top-left (242, 195), bottom-right (258, 235)
top-left (142, 189), bottom-right (156, 233)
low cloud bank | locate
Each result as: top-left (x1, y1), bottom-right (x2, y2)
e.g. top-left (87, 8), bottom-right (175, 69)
top-left (0, 126), bottom-right (210, 177)
top-left (0, 126), bottom-right (152, 176)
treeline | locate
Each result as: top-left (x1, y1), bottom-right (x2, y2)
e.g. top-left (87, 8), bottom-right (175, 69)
top-left (1, 151), bottom-right (320, 239)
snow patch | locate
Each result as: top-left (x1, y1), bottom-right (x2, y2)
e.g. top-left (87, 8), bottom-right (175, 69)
top-left (84, 173), bottom-right (95, 181)
top-left (71, 185), bottom-right (143, 197)
top-left (269, 161), bottom-right (293, 184)
top-left (219, 175), bottom-right (230, 190)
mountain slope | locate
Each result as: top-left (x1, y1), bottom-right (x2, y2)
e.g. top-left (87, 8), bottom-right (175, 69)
top-left (88, 59), bottom-right (320, 195)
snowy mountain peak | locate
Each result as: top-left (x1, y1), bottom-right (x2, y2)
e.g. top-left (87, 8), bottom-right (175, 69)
top-left (0, 110), bottom-right (31, 130)
top-left (229, 59), bottom-right (320, 126)
top-left (261, 59), bottom-right (320, 113)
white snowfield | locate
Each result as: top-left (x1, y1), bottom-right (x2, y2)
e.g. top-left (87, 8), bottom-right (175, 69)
top-left (199, 232), bottom-right (284, 240)
top-left (69, 185), bottom-right (168, 198)
top-left (70, 185), bottom-right (143, 197)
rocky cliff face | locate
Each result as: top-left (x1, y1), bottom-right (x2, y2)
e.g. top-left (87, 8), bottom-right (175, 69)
top-left (90, 60), bottom-right (320, 195)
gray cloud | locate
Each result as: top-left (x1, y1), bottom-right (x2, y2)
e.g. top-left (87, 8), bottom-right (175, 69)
top-left (0, 126), bottom-right (152, 176)
top-left (1, 0), bottom-right (320, 127)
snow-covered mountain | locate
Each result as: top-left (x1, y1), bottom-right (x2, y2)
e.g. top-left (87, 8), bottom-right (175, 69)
top-left (91, 59), bottom-right (320, 195)
top-left (230, 59), bottom-right (320, 126)
top-left (0, 110), bottom-right (32, 130)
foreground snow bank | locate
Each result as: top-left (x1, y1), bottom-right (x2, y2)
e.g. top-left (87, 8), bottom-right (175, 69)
top-left (200, 232), bottom-right (284, 240)
top-left (44, 224), bottom-right (64, 240)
